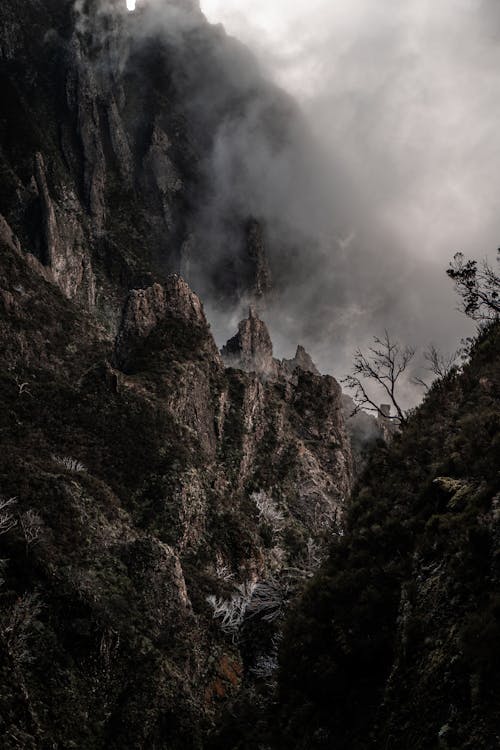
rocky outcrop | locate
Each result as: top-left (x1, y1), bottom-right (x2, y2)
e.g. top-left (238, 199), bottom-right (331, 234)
top-left (220, 308), bottom-right (352, 533)
top-left (0, 2), bottom-right (354, 747)
top-left (115, 275), bottom-right (221, 367)
top-left (222, 306), bottom-right (277, 376)
top-left (0, 0), bottom-right (313, 330)
top-left (282, 344), bottom-right (320, 376)
top-left (0, 214), bottom-right (21, 253)
top-left (33, 152), bottom-right (96, 305)
top-left (0, 231), bottom-right (353, 747)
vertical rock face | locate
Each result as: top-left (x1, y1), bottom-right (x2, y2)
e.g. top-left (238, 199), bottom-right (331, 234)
top-left (115, 275), bottom-right (221, 368)
top-left (221, 306), bottom-right (277, 376)
top-left (0, 1), bottom-right (354, 747)
top-left (0, 0), bottom-right (311, 324)
top-left (221, 308), bottom-right (352, 533)
top-left (282, 344), bottom-right (320, 376)
top-left (33, 152), bottom-right (96, 305)
top-left (0, 235), bottom-right (354, 747)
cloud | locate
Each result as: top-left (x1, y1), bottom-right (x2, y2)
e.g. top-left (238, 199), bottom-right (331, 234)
top-left (73, 1), bottom-right (497, 405)
top-left (200, 0), bottom-right (499, 385)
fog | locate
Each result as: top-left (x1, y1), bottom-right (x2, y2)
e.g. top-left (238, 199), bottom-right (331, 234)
top-left (199, 0), bottom-right (499, 388)
top-left (82, 0), bottom-right (499, 404)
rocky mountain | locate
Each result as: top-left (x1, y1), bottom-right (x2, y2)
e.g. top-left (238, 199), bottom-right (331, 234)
top-left (0, 0), bottom-right (316, 326)
top-left (2, 2), bottom-right (498, 749)
top-left (0, 218), bottom-right (352, 748)
top-left (0, 2), bottom-right (358, 746)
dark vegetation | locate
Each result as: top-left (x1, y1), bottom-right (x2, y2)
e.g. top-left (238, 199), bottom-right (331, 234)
top-left (0, 234), bottom-right (349, 748)
top-left (278, 319), bottom-right (500, 749)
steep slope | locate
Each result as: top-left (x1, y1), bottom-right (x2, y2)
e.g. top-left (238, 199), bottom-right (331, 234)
top-left (0, 231), bottom-right (351, 748)
top-left (278, 322), bottom-right (500, 750)
top-left (0, 0), bottom-right (315, 322)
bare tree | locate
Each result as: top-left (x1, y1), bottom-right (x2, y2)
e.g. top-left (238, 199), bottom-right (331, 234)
top-left (425, 344), bottom-right (460, 378)
top-left (447, 251), bottom-right (500, 321)
top-left (52, 455), bottom-right (87, 473)
top-left (413, 344), bottom-right (460, 390)
top-left (251, 490), bottom-right (285, 531)
top-left (206, 581), bottom-right (257, 637)
top-left (342, 330), bottom-right (415, 424)
top-left (19, 510), bottom-right (45, 551)
top-left (0, 497), bottom-right (17, 535)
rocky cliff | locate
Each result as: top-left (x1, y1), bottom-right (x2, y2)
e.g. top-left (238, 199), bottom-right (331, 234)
top-left (0, 0), bottom-right (312, 328)
top-left (0, 219), bottom-right (352, 747)
top-left (0, 3), bottom-right (357, 746)
top-left (4, 3), bottom-right (495, 749)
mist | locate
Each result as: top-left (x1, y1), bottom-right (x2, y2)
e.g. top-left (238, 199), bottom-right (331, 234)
top-left (199, 0), bottom-right (499, 387)
top-left (75, 0), bottom-right (499, 401)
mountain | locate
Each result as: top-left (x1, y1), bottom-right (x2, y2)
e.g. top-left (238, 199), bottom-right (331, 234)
top-left (278, 321), bottom-right (500, 749)
top-left (0, 0), bottom-right (320, 322)
top-left (1, 2), bottom-right (498, 749)
top-left (0, 1), bottom-right (357, 746)
top-left (0, 223), bottom-right (353, 746)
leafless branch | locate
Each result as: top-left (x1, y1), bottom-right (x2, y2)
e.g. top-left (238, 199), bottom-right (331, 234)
top-left (0, 497), bottom-right (18, 535)
top-left (413, 345), bottom-right (460, 390)
top-left (19, 510), bottom-right (45, 551)
top-left (342, 330), bottom-right (415, 424)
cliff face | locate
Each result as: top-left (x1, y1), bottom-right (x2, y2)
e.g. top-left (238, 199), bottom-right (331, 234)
top-left (0, 223), bottom-right (351, 747)
top-left (0, 3), bottom-right (355, 745)
top-left (0, 0), bottom-right (308, 326)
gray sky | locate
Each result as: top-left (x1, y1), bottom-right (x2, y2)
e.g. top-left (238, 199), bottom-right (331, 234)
top-left (199, 0), bottom-right (499, 391)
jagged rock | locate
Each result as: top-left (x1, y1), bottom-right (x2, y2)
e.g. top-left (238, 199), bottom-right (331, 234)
top-left (0, 0), bottom-right (311, 325)
top-left (33, 152), bottom-right (95, 305)
top-left (282, 344), bottom-right (320, 376)
top-left (220, 308), bottom-right (352, 531)
top-left (221, 306), bottom-right (277, 376)
top-left (115, 275), bottom-right (221, 369)
top-left (0, 220), bottom-right (354, 747)
top-left (116, 282), bottom-right (167, 354)
top-left (0, 214), bottom-right (21, 253)
top-left (0, 2), bottom-right (356, 747)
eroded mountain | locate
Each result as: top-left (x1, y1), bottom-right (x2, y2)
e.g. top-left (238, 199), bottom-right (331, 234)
top-left (0, 219), bottom-right (352, 746)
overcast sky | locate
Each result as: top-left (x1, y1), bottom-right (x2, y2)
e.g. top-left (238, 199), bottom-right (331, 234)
top-left (198, 0), bottom-right (499, 390)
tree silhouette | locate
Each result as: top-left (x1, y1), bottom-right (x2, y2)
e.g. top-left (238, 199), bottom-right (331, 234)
top-left (343, 330), bottom-right (415, 424)
top-left (447, 251), bottom-right (500, 321)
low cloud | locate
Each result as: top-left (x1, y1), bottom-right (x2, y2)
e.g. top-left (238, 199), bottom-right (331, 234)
top-left (200, 0), bottom-right (499, 387)
top-left (72, 1), bottom-right (498, 402)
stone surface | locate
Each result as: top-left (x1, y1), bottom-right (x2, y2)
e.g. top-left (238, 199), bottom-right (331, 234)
top-left (282, 344), bottom-right (320, 376)
top-left (0, 2), bottom-right (356, 746)
top-left (221, 306), bottom-right (277, 376)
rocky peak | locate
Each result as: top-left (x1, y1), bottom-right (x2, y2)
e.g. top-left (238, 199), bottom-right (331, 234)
top-left (221, 306), bottom-right (277, 376)
top-left (282, 344), bottom-right (319, 376)
top-left (115, 274), bottom-right (221, 370)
